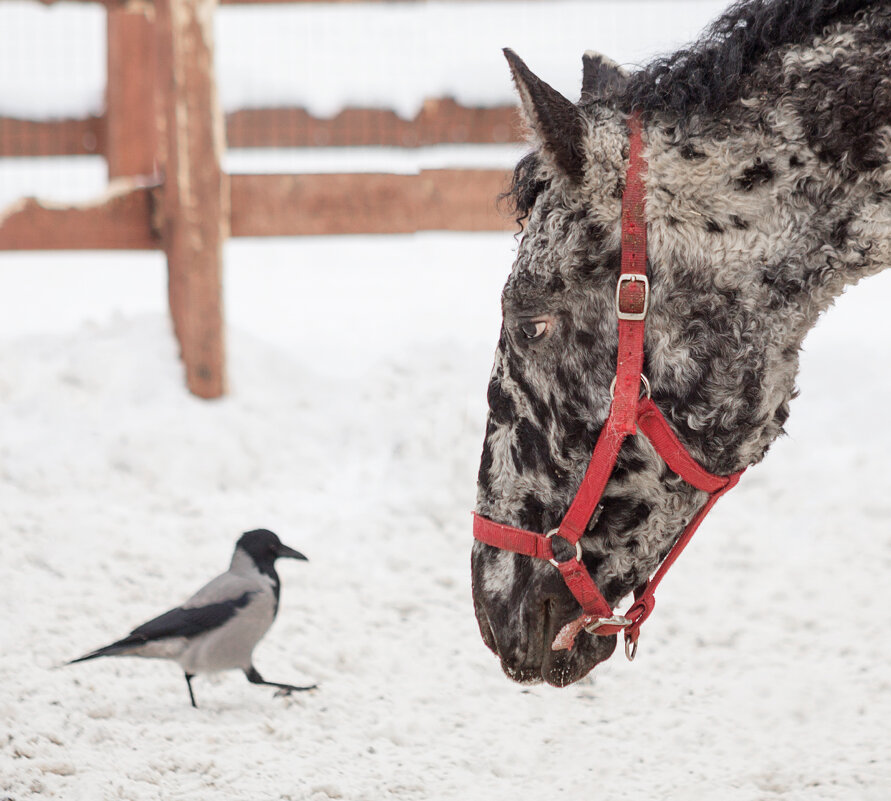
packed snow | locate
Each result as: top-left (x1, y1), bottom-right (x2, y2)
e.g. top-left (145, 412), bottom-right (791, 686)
top-left (1, 0), bottom-right (890, 799)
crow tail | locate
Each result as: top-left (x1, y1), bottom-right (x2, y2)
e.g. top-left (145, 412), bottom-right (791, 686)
top-left (68, 638), bottom-right (139, 665)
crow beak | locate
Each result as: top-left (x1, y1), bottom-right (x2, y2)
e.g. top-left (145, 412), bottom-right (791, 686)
top-left (276, 543), bottom-right (308, 561)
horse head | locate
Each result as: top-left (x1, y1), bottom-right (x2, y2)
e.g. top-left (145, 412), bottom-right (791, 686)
top-left (472, 1), bottom-right (891, 687)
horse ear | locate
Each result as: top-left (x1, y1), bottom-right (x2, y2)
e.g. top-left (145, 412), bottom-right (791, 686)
top-left (581, 51), bottom-right (629, 102)
top-left (503, 48), bottom-right (586, 181)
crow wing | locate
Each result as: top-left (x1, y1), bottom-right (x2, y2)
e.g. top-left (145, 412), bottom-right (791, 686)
top-left (126, 591), bottom-right (255, 643)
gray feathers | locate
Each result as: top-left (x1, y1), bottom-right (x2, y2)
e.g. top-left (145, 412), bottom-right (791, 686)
top-left (68, 591), bottom-right (255, 664)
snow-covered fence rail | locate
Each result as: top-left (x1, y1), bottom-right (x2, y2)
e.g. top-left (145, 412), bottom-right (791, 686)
top-left (0, 98), bottom-right (517, 156)
top-left (0, 0), bottom-right (521, 400)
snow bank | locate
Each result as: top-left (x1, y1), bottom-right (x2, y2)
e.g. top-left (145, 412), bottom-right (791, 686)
top-left (215, 0), bottom-right (730, 118)
top-left (0, 2), bottom-right (105, 119)
top-left (0, 1), bottom-right (728, 120)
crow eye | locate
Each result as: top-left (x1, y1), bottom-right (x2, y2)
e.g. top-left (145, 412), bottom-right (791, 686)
top-left (519, 320), bottom-right (549, 341)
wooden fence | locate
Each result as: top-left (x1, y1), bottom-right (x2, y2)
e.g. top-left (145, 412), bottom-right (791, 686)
top-left (0, 0), bottom-right (520, 398)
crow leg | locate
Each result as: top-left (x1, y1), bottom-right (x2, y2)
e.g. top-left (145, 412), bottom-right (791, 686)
top-left (245, 666), bottom-right (317, 695)
top-left (184, 672), bottom-right (198, 708)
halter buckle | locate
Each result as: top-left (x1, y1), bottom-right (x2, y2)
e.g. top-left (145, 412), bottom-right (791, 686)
top-left (616, 274), bottom-right (649, 321)
top-left (545, 528), bottom-right (582, 567)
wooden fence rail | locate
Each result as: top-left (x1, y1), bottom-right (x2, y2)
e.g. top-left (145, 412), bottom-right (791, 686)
top-left (0, 0), bottom-right (519, 398)
top-left (0, 102), bottom-right (519, 157)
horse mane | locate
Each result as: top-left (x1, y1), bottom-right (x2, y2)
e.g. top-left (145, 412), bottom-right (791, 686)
top-left (502, 0), bottom-right (886, 227)
top-left (622, 0), bottom-right (881, 119)
top-left (500, 152), bottom-right (546, 231)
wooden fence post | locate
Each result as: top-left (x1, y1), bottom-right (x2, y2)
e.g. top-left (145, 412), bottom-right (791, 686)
top-left (154, 0), bottom-right (228, 399)
top-left (106, 7), bottom-right (158, 179)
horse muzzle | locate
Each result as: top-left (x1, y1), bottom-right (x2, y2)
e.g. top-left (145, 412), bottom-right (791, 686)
top-left (471, 550), bottom-right (617, 686)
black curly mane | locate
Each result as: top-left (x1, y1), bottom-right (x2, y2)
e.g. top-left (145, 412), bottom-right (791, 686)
top-left (622, 0), bottom-right (881, 119)
top-left (502, 0), bottom-right (886, 226)
top-left (500, 152), bottom-right (546, 230)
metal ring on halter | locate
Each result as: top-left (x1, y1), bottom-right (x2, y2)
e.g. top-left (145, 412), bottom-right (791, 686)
top-left (583, 615), bottom-right (631, 634)
top-left (609, 373), bottom-right (651, 400)
top-left (625, 637), bottom-right (638, 661)
top-left (545, 528), bottom-right (582, 568)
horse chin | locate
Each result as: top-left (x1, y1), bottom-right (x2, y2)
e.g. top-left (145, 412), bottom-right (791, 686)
top-left (495, 629), bottom-right (616, 687)
top-left (540, 628), bottom-right (618, 687)
top-left (475, 598), bottom-right (617, 687)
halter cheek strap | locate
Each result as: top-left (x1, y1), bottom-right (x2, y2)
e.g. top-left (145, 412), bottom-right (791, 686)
top-left (472, 112), bottom-right (745, 660)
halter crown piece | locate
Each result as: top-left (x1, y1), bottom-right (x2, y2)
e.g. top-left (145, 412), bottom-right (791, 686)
top-left (473, 112), bottom-right (745, 660)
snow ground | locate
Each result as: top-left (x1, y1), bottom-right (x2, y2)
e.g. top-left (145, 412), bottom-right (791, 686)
top-left (0, 234), bottom-right (890, 800)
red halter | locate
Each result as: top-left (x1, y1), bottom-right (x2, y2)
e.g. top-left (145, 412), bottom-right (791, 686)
top-left (473, 113), bottom-right (744, 660)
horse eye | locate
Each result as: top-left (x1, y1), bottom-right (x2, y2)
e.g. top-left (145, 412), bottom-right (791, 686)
top-left (520, 320), bottom-right (549, 341)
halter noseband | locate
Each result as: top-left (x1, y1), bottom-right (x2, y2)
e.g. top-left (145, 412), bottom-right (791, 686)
top-left (473, 113), bottom-right (744, 661)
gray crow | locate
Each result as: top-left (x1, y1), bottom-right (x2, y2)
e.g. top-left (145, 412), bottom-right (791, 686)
top-left (69, 528), bottom-right (316, 707)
